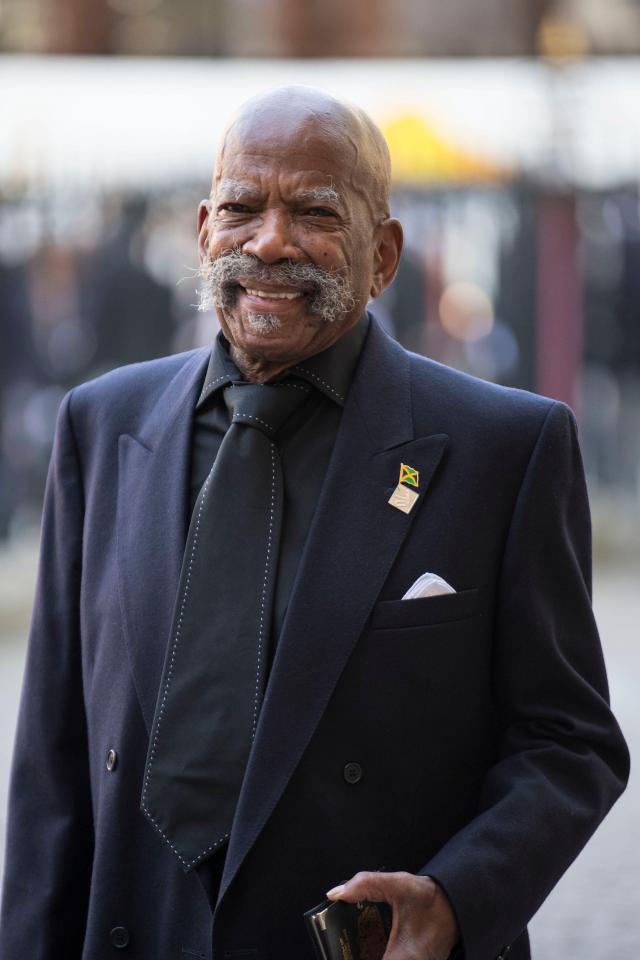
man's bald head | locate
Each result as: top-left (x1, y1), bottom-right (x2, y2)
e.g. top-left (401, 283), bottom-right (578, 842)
top-left (213, 86), bottom-right (392, 222)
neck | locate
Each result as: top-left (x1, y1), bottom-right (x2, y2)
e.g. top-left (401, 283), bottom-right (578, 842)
top-left (229, 346), bottom-right (294, 384)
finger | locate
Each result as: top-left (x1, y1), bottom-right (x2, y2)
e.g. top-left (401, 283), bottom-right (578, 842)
top-left (326, 870), bottom-right (404, 904)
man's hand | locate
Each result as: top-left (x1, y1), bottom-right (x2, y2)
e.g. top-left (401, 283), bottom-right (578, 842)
top-left (326, 871), bottom-right (459, 960)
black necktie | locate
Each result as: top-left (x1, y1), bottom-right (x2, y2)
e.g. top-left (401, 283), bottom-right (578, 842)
top-left (141, 378), bottom-right (312, 871)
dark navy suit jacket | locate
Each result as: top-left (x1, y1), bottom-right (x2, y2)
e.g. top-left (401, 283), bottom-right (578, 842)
top-left (0, 319), bottom-right (629, 959)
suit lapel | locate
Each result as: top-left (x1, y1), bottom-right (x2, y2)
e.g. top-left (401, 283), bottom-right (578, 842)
top-left (116, 349), bottom-right (210, 733)
top-left (219, 321), bottom-right (449, 902)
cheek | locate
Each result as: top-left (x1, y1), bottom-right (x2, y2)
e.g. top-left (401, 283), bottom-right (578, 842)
top-left (279, 220), bottom-right (344, 256)
top-left (208, 224), bottom-right (243, 256)
top-left (347, 246), bottom-right (375, 296)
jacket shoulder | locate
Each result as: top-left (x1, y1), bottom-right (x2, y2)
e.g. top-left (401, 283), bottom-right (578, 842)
top-left (72, 348), bottom-right (206, 404)
top-left (406, 349), bottom-right (566, 440)
top-left (66, 348), bottom-right (208, 435)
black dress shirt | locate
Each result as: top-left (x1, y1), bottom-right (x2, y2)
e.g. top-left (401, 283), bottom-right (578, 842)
top-left (190, 314), bottom-right (369, 647)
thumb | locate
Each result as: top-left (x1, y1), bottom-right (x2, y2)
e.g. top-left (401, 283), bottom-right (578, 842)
top-left (326, 870), bottom-right (395, 905)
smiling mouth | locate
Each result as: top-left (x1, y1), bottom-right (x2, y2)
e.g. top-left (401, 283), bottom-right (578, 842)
top-left (243, 287), bottom-right (304, 301)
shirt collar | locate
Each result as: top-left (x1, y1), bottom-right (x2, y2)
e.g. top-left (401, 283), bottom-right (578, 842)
top-left (196, 313), bottom-right (369, 410)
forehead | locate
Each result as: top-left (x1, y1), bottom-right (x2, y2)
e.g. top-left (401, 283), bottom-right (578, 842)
top-left (215, 113), bottom-right (366, 197)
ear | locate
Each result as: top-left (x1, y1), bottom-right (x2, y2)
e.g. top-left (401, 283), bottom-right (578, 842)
top-left (370, 218), bottom-right (403, 299)
top-left (197, 199), bottom-right (211, 264)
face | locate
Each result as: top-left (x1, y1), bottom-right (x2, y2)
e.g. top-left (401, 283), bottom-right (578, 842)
top-left (197, 112), bottom-right (401, 379)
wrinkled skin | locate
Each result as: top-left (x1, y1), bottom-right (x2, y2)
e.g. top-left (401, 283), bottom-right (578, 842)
top-left (197, 86), bottom-right (403, 382)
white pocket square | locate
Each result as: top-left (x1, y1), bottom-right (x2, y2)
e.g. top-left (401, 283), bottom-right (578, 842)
top-left (402, 572), bottom-right (456, 600)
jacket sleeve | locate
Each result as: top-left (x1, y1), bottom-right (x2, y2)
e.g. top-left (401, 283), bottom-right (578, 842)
top-left (0, 390), bottom-right (94, 958)
top-left (421, 401), bottom-right (630, 960)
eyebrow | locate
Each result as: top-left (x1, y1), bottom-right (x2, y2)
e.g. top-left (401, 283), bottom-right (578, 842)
top-left (214, 180), bottom-right (342, 207)
top-left (295, 186), bottom-right (342, 205)
top-left (214, 179), bottom-right (262, 202)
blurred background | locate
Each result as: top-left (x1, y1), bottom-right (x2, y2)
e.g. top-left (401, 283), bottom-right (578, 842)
top-left (0, 1), bottom-right (638, 955)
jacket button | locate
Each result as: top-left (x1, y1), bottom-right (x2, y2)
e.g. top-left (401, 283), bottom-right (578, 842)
top-left (343, 762), bottom-right (363, 784)
top-left (106, 748), bottom-right (118, 772)
top-left (110, 926), bottom-right (130, 949)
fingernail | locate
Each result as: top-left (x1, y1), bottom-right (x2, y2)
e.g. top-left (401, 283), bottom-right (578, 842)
top-left (326, 884), bottom-right (346, 899)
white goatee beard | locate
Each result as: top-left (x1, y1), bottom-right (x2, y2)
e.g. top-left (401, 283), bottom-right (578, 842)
top-left (246, 312), bottom-right (282, 333)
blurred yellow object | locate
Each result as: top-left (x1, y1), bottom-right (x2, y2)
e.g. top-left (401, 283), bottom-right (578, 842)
top-left (382, 112), bottom-right (511, 185)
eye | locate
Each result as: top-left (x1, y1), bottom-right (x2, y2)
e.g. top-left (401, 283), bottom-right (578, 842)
top-left (305, 206), bottom-right (336, 218)
top-left (217, 202), bottom-right (252, 214)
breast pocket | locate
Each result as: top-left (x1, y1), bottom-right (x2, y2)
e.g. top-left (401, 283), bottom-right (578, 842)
top-left (369, 587), bottom-right (481, 631)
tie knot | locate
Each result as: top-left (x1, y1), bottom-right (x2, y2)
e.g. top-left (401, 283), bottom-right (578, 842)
top-left (224, 379), bottom-right (312, 436)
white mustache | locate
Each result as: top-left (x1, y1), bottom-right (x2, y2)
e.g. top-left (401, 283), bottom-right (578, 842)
top-left (197, 252), bottom-right (355, 324)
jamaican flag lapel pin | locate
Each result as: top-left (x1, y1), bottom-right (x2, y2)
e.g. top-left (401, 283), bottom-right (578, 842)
top-left (388, 462), bottom-right (420, 514)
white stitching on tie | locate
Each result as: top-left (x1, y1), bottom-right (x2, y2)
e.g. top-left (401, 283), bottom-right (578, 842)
top-left (140, 462), bottom-right (231, 868)
top-left (252, 443), bottom-right (276, 738)
top-left (234, 412), bottom-right (274, 432)
top-left (141, 425), bottom-right (284, 870)
top-left (293, 366), bottom-right (344, 402)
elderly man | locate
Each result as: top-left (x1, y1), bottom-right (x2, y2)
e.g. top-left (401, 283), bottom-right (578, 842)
top-left (0, 87), bottom-right (628, 960)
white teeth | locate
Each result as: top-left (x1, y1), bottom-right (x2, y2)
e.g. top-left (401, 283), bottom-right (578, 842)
top-left (245, 288), bottom-right (302, 300)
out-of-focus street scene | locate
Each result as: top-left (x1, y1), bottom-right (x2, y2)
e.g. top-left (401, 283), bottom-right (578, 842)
top-left (1, 0), bottom-right (639, 956)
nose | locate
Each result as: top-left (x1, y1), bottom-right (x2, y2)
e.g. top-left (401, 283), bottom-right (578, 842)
top-left (242, 209), bottom-right (301, 264)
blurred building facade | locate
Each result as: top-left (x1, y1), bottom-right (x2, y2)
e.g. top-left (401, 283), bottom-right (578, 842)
top-left (2, 0), bottom-right (640, 56)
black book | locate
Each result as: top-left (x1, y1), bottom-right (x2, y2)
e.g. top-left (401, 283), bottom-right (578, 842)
top-left (304, 898), bottom-right (392, 960)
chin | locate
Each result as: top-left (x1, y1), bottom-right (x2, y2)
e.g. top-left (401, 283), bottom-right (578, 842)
top-left (225, 308), bottom-right (311, 340)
